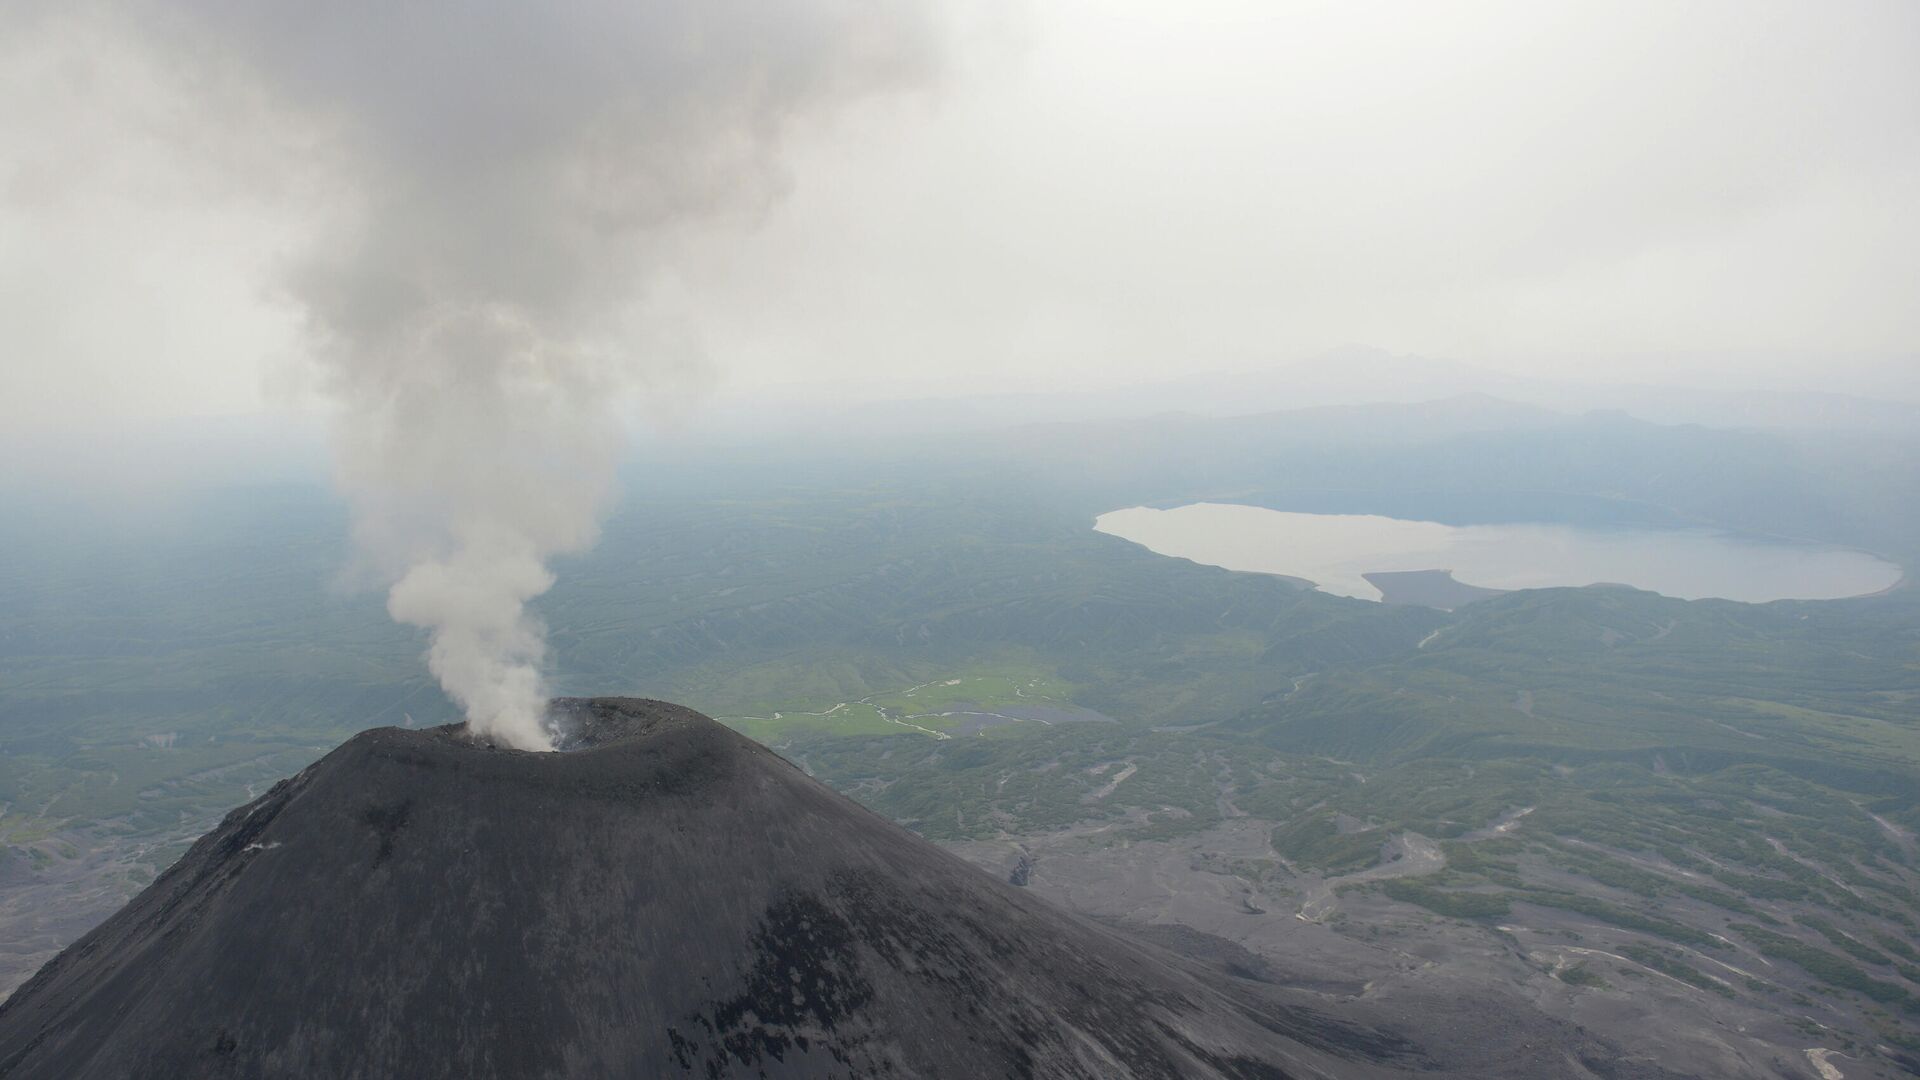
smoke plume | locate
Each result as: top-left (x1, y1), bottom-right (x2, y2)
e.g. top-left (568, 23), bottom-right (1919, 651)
top-left (120, 3), bottom-right (941, 747)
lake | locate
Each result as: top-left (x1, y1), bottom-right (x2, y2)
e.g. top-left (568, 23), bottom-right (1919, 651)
top-left (1093, 503), bottom-right (1904, 605)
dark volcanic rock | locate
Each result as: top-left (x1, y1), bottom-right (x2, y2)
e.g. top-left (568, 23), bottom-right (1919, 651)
top-left (1008, 852), bottom-right (1035, 887)
top-left (0, 699), bottom-right (1419, 1080)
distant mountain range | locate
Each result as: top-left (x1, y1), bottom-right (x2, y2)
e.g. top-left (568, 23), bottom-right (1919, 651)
top-left (676, 345), bottom-right (1920, 444)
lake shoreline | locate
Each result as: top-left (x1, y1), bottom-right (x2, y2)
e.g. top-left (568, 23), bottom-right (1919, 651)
top-left (1094, 503), bottom-right (1904, 607)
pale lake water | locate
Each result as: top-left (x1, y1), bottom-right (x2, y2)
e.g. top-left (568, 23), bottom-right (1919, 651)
top-left (1094, 503), bottom-right (1904, 604)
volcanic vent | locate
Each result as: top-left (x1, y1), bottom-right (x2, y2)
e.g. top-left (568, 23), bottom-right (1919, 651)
top-left (0, 699), bottom-right (1417, 1079)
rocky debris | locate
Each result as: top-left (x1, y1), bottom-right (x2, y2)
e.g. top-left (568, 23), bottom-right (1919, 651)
top-left (1009, 852), bottom-right (1036, 886)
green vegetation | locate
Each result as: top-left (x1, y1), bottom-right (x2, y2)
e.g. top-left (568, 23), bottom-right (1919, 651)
top-left (1875, 933), bottom-right (1920, 963)
top-left (711, 661), bottom-right (1082, 741)
top-left (1379, 879), bottom-right (1510, 919)
top-left (1557, 962), bottom-right (1607, 988)
top-left (1616, 944), bottom-right (1734, 997)
top-left (1798, 915), bottom-right (1894, 967)
top-left (1731, 924), bottom-right (1916, 1010)
top-left (1512, 892), bottom-right (1717, 949)
top-left (1272, 815), bottom-right (1382, 874)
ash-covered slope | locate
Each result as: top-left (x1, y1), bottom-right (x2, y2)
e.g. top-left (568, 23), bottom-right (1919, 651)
top-left (0, 699), bottom-right (1418, 1080)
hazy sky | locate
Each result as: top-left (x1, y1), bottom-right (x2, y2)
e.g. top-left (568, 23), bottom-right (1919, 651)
top-left (4, 0), bottom-right (1918, 435)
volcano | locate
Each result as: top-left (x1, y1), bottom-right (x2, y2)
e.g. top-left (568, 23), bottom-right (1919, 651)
top-left (0, 699), bottom-right (1427, 1079)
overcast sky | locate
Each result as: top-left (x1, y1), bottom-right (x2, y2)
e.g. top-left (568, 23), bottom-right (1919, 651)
top-left (4, 0), bottom-right (1917, 436)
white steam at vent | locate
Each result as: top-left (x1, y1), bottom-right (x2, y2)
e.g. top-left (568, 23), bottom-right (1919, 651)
top-left (103, 3), bottom-right (941, 748)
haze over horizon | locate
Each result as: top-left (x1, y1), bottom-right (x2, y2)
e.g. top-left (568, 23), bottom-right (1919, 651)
top-left (3, 0), bottom-right (1917, 440)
